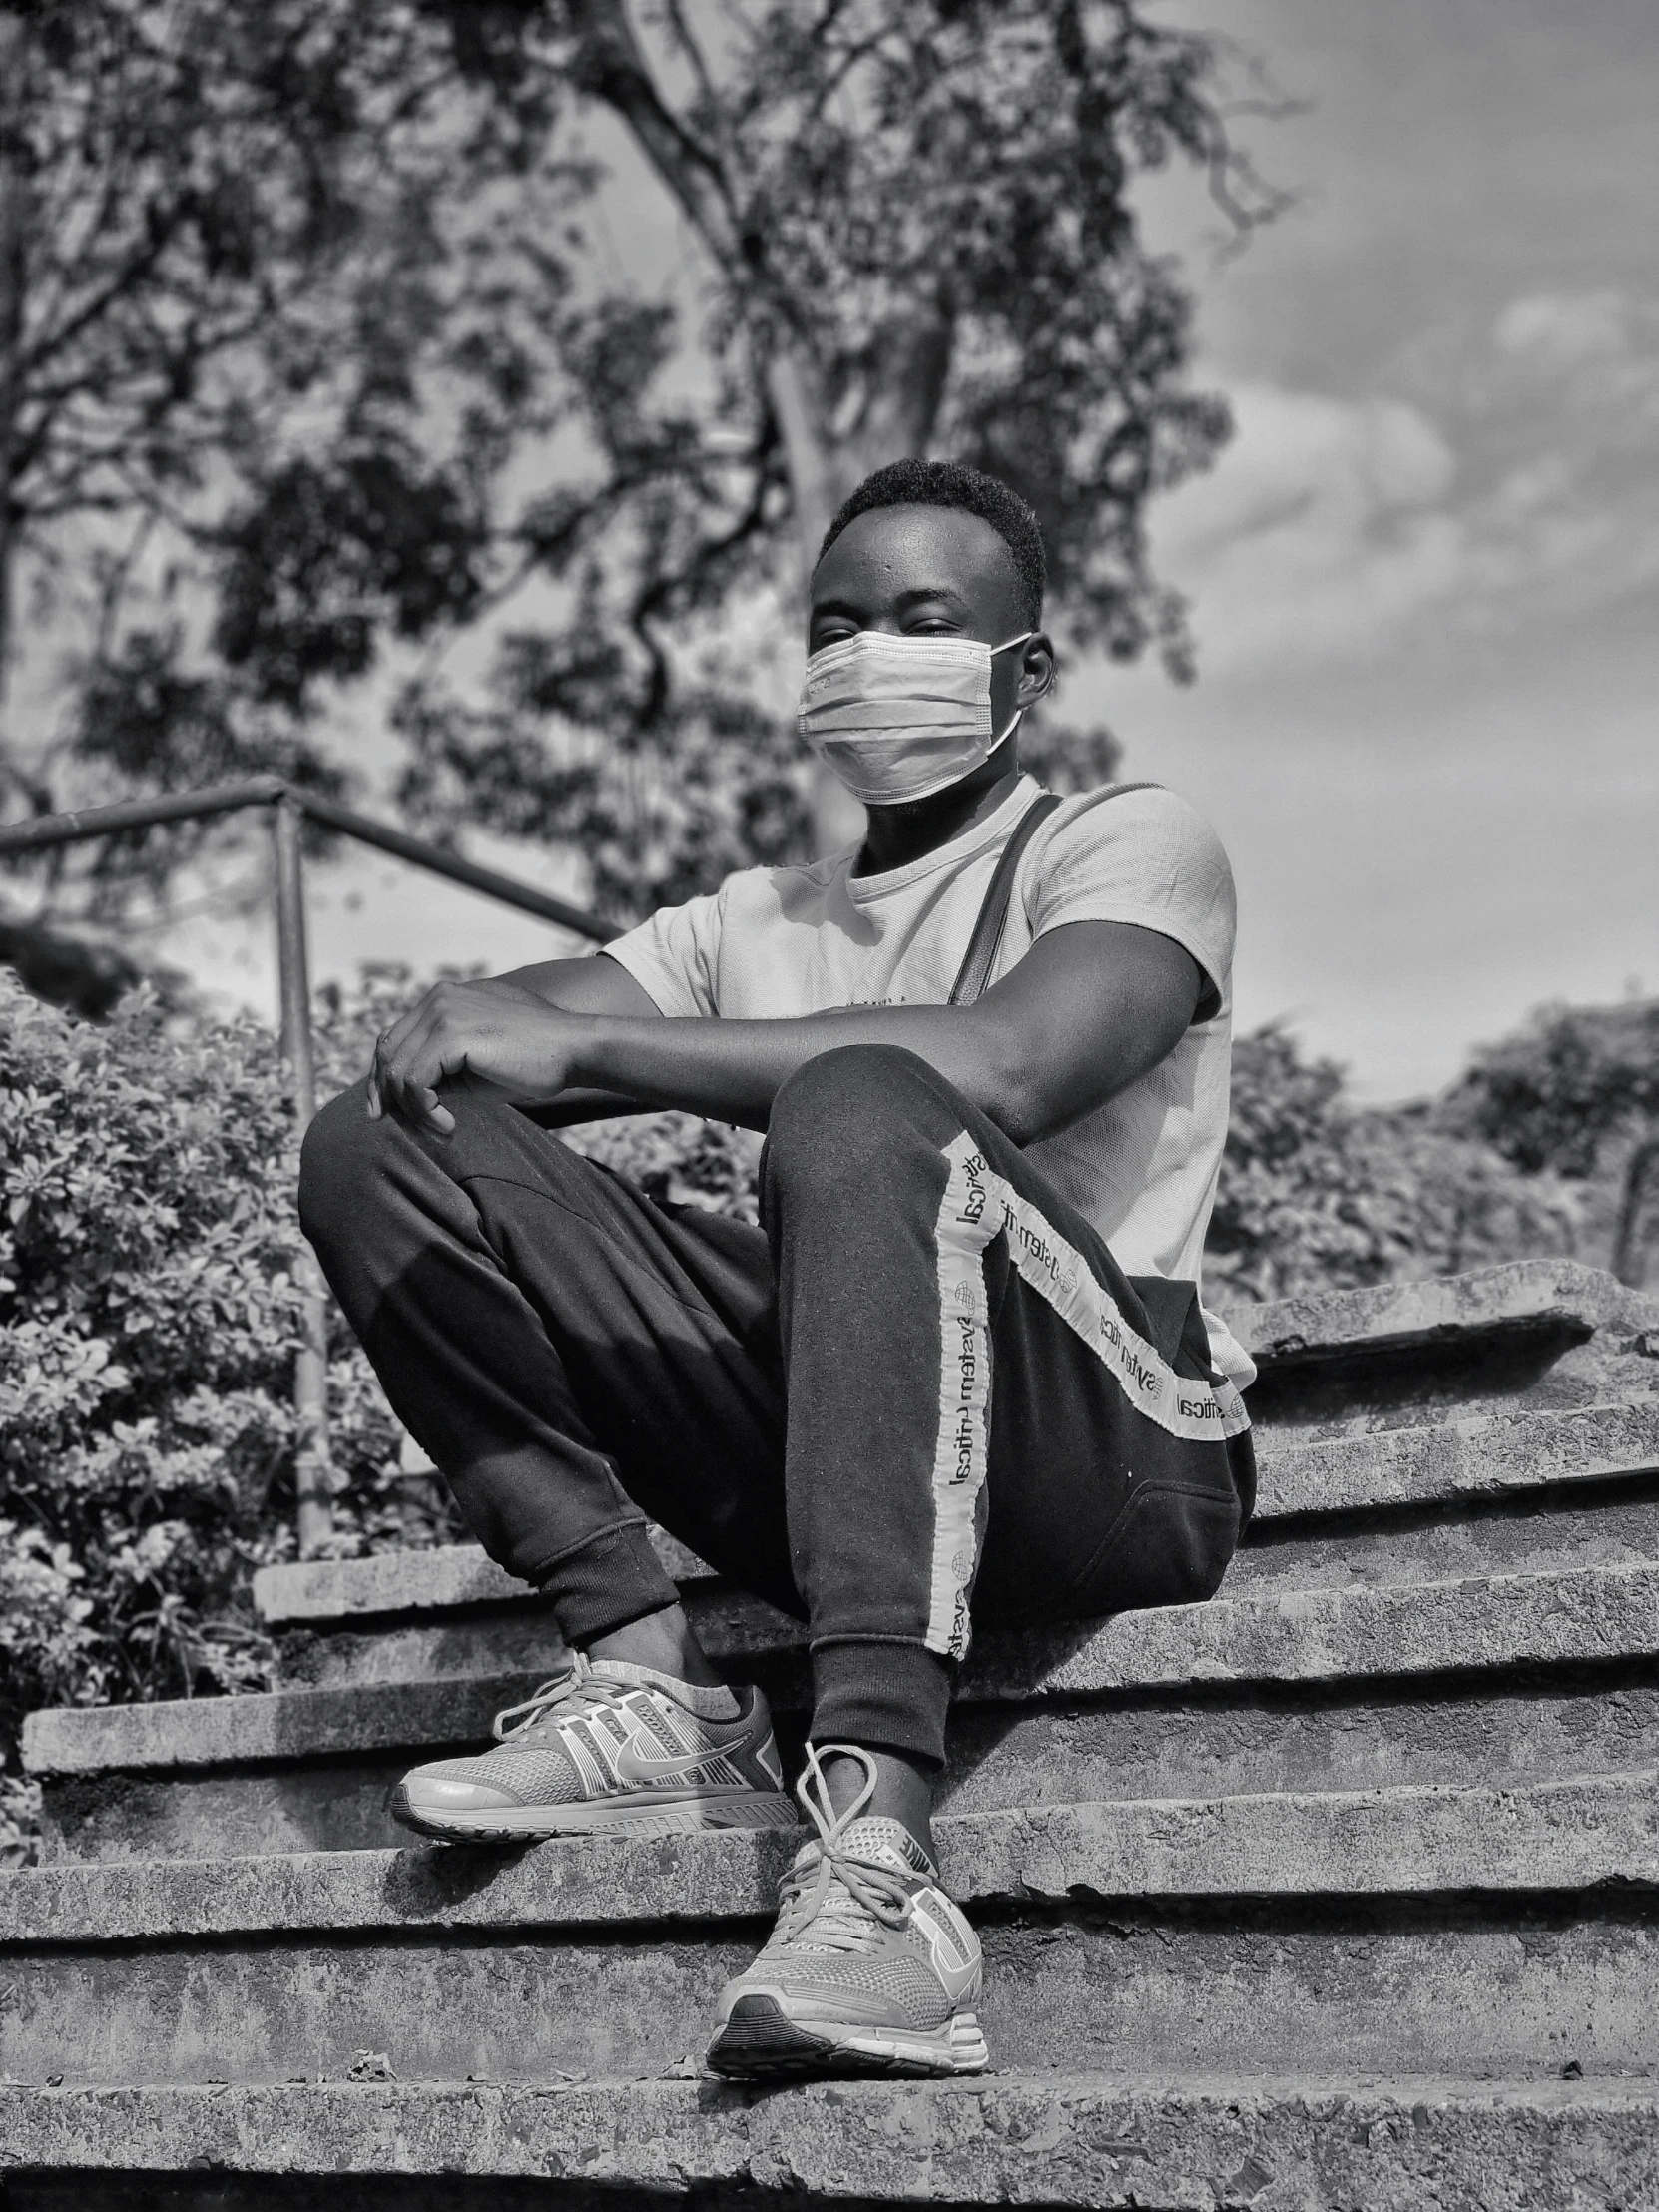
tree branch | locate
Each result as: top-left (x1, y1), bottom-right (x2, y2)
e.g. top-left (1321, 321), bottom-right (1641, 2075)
top-left (563, 0), bottom-right (744, 268)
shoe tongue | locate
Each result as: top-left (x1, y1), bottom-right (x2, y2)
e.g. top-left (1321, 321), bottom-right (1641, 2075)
top-left (586, 1657), bottom-right (740, 1722)
top-left (835, 1814), bottom-right (936, 1880)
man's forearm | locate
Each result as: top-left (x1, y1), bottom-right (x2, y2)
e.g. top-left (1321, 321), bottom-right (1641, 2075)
top-left (368, 920), bottom-right (1198, 1145)
top-left (516, 1087), bottom-right (661, 1129)
top-left (565, 1005), bottom-right (1030, 1138)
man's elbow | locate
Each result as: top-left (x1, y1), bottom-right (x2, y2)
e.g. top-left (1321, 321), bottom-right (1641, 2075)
top-left (977, 1029), bottom-right (1143, 1147)
top-left (975, 1047), bottom-right (1063, 1149)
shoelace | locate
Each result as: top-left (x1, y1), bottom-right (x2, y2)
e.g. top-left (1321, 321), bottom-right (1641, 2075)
top-left (769, 1744), bottom-right (924, 1954)
top-left (490, 1652), bottom-right (653, 1744)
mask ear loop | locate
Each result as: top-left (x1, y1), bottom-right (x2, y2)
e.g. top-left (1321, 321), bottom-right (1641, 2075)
top-left (988, 631), bottom-right (1036, 746)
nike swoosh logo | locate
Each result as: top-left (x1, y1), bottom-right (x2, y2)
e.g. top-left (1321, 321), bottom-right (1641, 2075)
top-left (931, 1953), bottom-right (981, 2006)
top-left (911, 1896), bottom-right (982, 2004)
top-left (613, 1737), bottom-right (733, 1785)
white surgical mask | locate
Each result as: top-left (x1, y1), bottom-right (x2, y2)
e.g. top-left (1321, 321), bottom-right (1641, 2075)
top-left (797, 629), bottom-right (1033, 806)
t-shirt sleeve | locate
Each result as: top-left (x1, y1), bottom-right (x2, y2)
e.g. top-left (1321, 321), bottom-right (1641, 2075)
top-left (603, 889), bottom-right (724, 1017)
top-left (1025, 786), bottom-right (1237, 1012)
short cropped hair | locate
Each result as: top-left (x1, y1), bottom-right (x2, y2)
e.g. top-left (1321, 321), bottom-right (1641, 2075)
top-left (818, 459), bottom-right (1047, 626)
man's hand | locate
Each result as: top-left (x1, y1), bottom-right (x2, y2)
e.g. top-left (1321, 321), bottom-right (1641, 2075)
top-left (369, 978), bottom-right (585, 1136)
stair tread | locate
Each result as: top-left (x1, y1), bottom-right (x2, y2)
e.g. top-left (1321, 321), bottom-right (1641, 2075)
top-left (5, 1768), bottom-right (1657, 1943)
top-left (250, 1398), bottom-right (1659, 1629)
top-left (1257, 1395), bottom-right (1659, 1518)
top-left (3, 2071), bottom-right (1655, 2205)
top-left (27, 1556), bottom-right (1659, 1778)
top-left (1223, 1256), bottom-right (1625, 1366)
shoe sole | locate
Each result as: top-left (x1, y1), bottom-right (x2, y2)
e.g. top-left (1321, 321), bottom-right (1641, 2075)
top-left (706, 1994), bottom-right (989, 2079)
top-left (392, 1786), bottom-right (799, 1842)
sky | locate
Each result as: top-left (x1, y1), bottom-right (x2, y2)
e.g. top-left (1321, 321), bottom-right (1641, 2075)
top-left (151, 0), bottom-right (1658, 1102)
top-left (1095, 0), bottom-right (1659, 1096)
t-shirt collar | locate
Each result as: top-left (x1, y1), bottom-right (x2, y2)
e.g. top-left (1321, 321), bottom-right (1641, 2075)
top-left (842, 775), bottom-right (1045, 904)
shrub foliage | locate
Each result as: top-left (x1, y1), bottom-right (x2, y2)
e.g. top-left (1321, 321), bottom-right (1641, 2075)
top-left (0, 967), bottom-right (765, 1859)
top-left (1206, 1024), bottom-right (1577, 1304)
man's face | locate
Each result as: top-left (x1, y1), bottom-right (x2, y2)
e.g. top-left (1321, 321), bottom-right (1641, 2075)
top-left (809, 504), bottom-right (1053, 739)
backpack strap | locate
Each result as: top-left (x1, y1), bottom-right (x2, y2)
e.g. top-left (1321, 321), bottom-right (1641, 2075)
top-left (947, 792), bottom-right (1063, 1006)
top-left (947, 782), bottom-right (1161, 1006)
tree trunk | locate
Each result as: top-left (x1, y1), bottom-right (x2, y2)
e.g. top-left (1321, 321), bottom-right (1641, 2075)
top-left (563, 4), bottom-right (958, 854)
top-left (764, 349), bottom-right (865, 853)
top-left (773, 307), bottom-right (956, 853)
top-left (0, 7), bottom-right (28, 758)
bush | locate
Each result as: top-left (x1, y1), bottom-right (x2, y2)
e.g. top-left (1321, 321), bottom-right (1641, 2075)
top-left (0, 976), bottom-right (300, 1859)
top-left (0, 963), bottom-right (766, 1862)
top-left (1207, 1023), bottom-right (1578, 1305)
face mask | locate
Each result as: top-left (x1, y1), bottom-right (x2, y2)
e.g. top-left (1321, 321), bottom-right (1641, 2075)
top-left (797, 629), bottom-right (1033, 806)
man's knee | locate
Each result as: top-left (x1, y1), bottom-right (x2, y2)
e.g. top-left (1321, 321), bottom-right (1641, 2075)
top-left (766, 1044), bottom-right (945, 1188)
top-left (304, 1077), bottom-right (536, 1207)
top-left (297, 1078), bottom-right (392, 1247)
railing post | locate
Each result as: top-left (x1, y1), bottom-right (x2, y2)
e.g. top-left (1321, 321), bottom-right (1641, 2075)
top-left (271, 796), bottom-right (333, 1557)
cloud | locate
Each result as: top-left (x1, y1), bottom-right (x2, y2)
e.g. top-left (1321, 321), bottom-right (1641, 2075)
top-left (1490, 288), bottom-right (1659, 416)
top-left (1150, 383), bottom-right (1468, 674)
top-left (1154, 289), bottom-right (1659, 679)
top-left (1494, 289), bottom-right (1633, 369)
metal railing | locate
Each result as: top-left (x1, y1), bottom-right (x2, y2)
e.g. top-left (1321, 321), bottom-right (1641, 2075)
top-left (0, 775), bottom-right (615, 1555)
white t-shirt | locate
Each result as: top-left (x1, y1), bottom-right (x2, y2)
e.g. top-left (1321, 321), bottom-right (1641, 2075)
top-left (606, 774), bottom-right (1255, 1387)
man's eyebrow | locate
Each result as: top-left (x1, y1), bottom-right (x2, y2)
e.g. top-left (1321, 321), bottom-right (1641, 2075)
top-left (893, 585), bottom-right (970, 611)
top-left (809, 586), bottom-right (971, 618)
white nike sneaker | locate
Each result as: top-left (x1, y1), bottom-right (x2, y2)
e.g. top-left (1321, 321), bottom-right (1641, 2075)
top-left (706, 1743), bottom-right (987, 2078)
top-left (392, 1653), bottom-right (797, 1840)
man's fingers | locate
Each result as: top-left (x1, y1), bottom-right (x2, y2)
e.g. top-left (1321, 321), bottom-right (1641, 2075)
top-left (396, 1085), bottom-right (454, 1139)
top-left (366, 981), bottom-right (534, 1138)
top-left (379, 996), bottom-right (431, 1062)
top-left (376, 1001), bottom-right (469, 1135)
top-left (373, 1009), bottom-right (431, 1128)
top-left (374, 987), bottom-right (453, 1100)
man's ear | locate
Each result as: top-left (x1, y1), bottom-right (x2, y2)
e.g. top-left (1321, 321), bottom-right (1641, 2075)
top-left (1015, 631), bottom-right (1057, 707)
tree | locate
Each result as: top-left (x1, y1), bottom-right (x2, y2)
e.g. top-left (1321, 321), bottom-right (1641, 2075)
top-left (1446, 999), bottom-right (1659, 1287)
top-left (390, 0), bottom-right (1283, 910)
top-left (3, 0), bottom-right (1279, 966)
top-left (0, 0), bottom-right (563, 997)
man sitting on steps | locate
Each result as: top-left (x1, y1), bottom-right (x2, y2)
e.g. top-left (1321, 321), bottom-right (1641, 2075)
top-left (298, 457), bottom-right (1258, 2083)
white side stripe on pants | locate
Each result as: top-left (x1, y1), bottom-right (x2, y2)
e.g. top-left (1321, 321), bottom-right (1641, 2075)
top-left (924, 1130), bottom-right (1251, 1661)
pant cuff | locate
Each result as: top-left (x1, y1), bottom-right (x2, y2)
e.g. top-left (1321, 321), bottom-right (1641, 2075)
top-left (530, 1520), bottom-right (680, 1646)
top-left (809, 1636), bottom-right (953, 1770)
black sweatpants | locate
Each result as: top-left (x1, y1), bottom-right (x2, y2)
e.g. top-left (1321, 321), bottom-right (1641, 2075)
top-left (299, 1044), bottom-right (1254, 1769)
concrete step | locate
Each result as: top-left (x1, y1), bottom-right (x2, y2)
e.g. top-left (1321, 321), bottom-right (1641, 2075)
top-left (251, 1397), bottom-right (1659, 1701)
top-left (1257, 1394), bottom-right (1659, 1519)
top-left (28, 1559), bottom-right (1659, 1860)
top-left (1228, 1255), bottom-right (1622, 1372)
top-left (4, 1772), bottom-right (1658, 2087)
top-left (4, 2072), bottom-right (1656, 2212)
top-left (1228, 1258), bottom-right (1655, 1436)
top-left (255, 1392), bottom-right (1659, 1609)
top-left (39, 1555), bottom-right (1659, 1767)
top-left (260, 1483), bottom-right (1659, 1697)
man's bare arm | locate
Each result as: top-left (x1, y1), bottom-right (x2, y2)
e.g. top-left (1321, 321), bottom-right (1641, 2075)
top-left (466, 952), bottom-right (663, 1126)
top-left (497, 952), bottom-right (664, 1019)
top-left (370, 921), bottom-right (1203, 1146)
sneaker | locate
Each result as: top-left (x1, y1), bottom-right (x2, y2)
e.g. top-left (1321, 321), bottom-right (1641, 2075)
top-left (706, 1743), bottom-right (987, 2079)
top-left (391, 1653), bottom-right (797, 1840)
